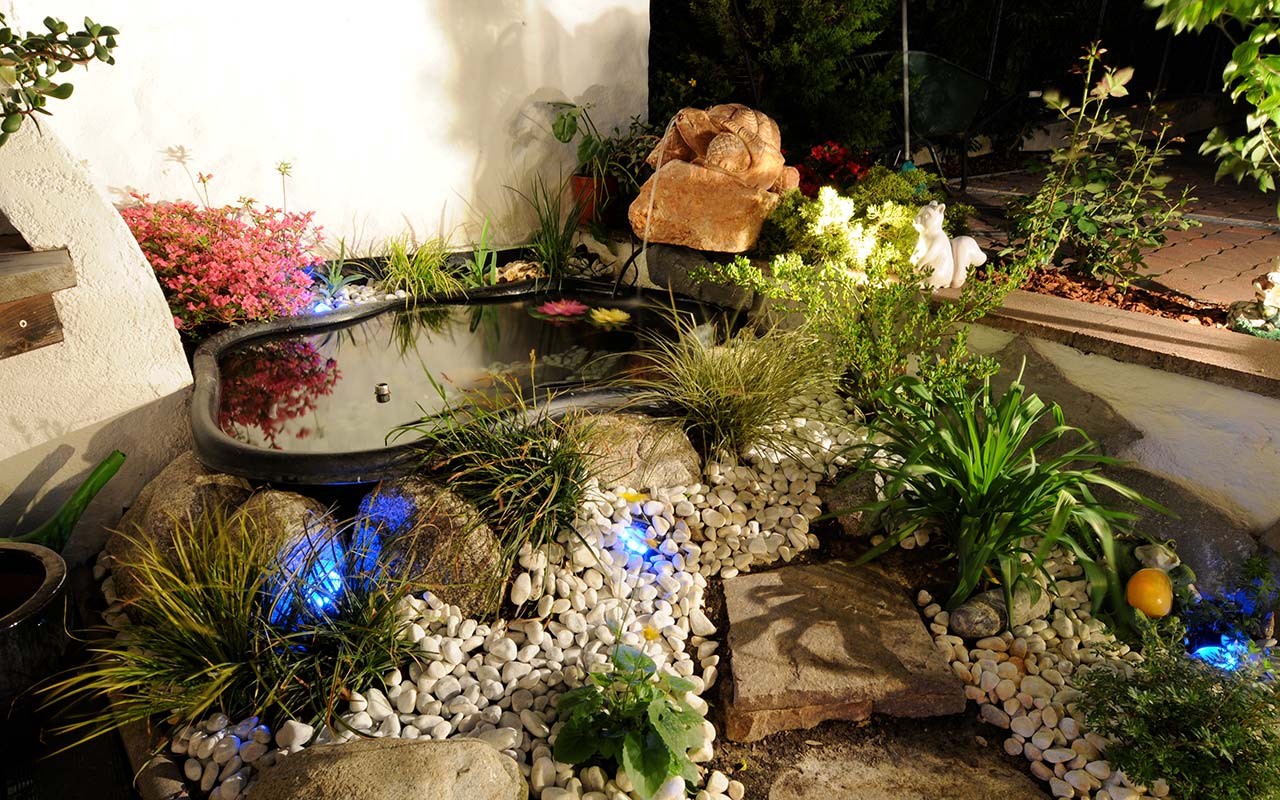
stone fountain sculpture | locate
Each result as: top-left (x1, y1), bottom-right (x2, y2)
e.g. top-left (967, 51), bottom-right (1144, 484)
top-left (629, 104), bottom-right (799, 253)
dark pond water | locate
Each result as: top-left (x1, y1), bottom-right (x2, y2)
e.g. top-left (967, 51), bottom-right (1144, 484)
top-left (216, 295), bottom-right (723, 455)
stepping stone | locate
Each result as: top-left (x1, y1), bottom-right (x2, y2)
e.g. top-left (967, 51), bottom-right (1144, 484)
top-left (723, 560), bottom-right (964, 742)
top-left (769, 742), bottom-right (1049, 800)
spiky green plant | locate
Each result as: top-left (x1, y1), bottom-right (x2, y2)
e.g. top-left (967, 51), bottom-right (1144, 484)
top-left (389, 372), bottom-right (594, 608)
top-left (512, 175), bottom-right (579, 281)
top-left (465, 215), bottom-right (500, 288)
top-left (380, 235), bottom-right (465, 298)
top-left (41, 508), bottom-right (416, 745)
top-left (314, 241), bottom-right (365, 306)
top-left (626, 318), bottom-right (840, 463)
top-left (853, 370), bottom-right (1164, 615)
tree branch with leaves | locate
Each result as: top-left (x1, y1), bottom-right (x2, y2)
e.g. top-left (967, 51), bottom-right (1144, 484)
top-left (0, 13), bottom-right (118, 147)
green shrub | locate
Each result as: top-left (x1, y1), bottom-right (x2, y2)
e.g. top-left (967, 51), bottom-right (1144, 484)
top-left (554, 645), bottom-right (703, 800)
top-left (43, 509), bottom-right (415, 743)
top-left (1006, 45), bottom-right (1195, 285)
top-left (701, 185), bottom-right (1014, 403)
top-left (390, 374), bottom-right (593, 603)
top-left (626, 319), bottom-right (839, 463)
top-left (1077, 619), bottom-right (1280, 800)
top-left (853, 371), bottom-right (1162, 613)
top-left (648, 0), bottom-right (897, 150)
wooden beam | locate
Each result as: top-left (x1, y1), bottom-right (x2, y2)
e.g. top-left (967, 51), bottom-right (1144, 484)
top-left (0, 293), bottom-right (62, 359)
top-left (0, 248), bottom-right (75, 304)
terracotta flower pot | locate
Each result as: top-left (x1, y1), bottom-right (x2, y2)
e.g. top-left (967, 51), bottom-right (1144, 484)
top-left (0, 542), bottom-right (70, 702)
top-left (570, 175), bottom-right (618, 225)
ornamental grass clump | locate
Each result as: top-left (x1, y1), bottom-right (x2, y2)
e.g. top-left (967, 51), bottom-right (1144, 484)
top-left (121, 194), bottom-right (321, 331)
top-left (42, 508), bottom-right (415, 744)
top-left (853, 371), bottom-right (1162, 614)
top-left (1077, 619), bottom-right (1280, 800)
top-left (390, 372), bottom-right (594, 602)
top-left (378, 235), bottom-right (465, 299)
top-left (626, 318), bottom-right (838, 463)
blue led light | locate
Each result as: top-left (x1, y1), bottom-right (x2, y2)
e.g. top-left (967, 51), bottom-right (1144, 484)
top-left (1191, 632), bottom-right (1253, 672)
top-left (269, 528), bottom-right (347, 628)
top-left (616, 518), bottom-right (652, 555)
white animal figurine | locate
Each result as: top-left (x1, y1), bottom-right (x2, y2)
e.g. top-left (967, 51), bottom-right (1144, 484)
top-left (910, 201), bottom-right (987, 289)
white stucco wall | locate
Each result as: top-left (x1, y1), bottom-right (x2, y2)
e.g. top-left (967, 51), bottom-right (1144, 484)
top-left (9, 0), bottom-right (651, 250)
top-left (0, 124), bottom-right (193, 559)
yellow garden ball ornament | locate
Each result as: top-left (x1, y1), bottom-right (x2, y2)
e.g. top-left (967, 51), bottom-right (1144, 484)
top-left (1126, 568), bottom-right (1174, 617)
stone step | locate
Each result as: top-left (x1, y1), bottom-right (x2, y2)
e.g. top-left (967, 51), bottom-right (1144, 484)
top-left (723, 560), bottom-right (965, 742)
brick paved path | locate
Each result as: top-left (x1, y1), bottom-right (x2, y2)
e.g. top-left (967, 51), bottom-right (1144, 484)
top-left (960, 157), bottom-right (1280, 306)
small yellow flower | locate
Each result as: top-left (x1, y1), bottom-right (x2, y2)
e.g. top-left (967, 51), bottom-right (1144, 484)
top-left (688, 78), bottom-right (697, 88)
top-left (619, 490), bottom-right (648, 503)
top-left (589, 307), bottom-right (631, 326)
top-left (642, 624), bottom-right (661, 642)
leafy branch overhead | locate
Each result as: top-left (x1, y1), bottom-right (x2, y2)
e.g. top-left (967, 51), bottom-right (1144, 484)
top-left (0, 13), bottom-right (118, 146)
top-left (1147, 0), bottom-right (1280, 211)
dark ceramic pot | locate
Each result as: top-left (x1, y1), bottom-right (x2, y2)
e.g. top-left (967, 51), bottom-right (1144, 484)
top-left (0, 542), bottom-right (70, 702)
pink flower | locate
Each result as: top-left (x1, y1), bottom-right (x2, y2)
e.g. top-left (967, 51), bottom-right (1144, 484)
top-left (536, 299), bottom-right (589, 317)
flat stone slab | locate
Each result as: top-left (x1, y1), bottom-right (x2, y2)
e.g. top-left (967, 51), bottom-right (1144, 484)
top-left (723, 560), bottom-right (965, 742)
top-left (769, 742), bottom-right (1049, 800)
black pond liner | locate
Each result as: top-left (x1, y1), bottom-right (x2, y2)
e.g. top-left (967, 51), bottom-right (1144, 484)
top-left (191, 277), bottom-right (735, 485)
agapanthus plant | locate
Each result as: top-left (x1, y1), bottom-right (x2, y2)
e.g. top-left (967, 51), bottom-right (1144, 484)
top-left (121, 193), bottom-right (322, 331)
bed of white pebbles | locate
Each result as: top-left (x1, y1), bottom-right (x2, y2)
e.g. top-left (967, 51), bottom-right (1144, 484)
top-left (919, 555), bottom-right (1171, 800)
top-left (126, 391), bottom-right (862, 800)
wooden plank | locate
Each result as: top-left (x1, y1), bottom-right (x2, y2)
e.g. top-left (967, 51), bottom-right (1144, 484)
top-left (0, 233), bottom-right (29, 253)
top-left (0, 249), bottom-right (75, 304)
top-left (0, 294), bottom-right (62, 359)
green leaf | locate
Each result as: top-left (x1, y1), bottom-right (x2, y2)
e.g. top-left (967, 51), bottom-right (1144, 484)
top-left (622, 730), bottom-right (673, 800)
top-left (1, 112), bottom-right (21, 133)
top-left (45, 82), bottom-right (72, 100)
top-left (612, 645), bottom-right (656, 677)
top-left (553, 719), bottom-right (600, 765)
top-left (551, 110), bottom-right (578, 143)
top-left (1075, 217), bottom-right (1099, 236)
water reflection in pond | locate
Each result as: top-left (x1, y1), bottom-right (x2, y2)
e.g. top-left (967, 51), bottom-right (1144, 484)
top-left (217, 297), bottom-right (717, 454)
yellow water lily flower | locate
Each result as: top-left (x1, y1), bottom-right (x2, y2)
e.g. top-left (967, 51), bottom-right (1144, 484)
top-left (589, 307), bottom-right (631, 326)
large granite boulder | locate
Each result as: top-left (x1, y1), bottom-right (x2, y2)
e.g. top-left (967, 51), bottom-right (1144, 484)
top-left (358, 478), bottom-right (503, 618)
top-left (248, 738), bottom-right (527, 800)
top-left (105, 451), bottom-right (252, 602)
top-left (574, 413), bottom-right (701, 490)
top-left (630, 104), bottom-right (799, 253)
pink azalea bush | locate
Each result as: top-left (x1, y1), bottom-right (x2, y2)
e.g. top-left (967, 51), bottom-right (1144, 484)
top-left (121, 193), bottom-right (322, 331)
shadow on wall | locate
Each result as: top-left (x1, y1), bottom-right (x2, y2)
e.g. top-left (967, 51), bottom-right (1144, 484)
top-left (0, 388), bottom-right (192, 566)
top-left (435, 0), bottom-right (648, 245)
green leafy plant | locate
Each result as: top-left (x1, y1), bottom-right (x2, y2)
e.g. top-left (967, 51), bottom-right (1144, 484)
top-left (853, 370), bottom-right (1163, 614)
top-left (1077, 618), bottom-right (1280, 800)
top-left (313, 242), bottom-right (364, 306)
top-left (512, 175), bottom-right (579, 281)
top-left (2, 450), bottom-right (124, 553)
top-left (389, 372), bottom-right (594, 609)
top-left (700, 185), bottom-right (1017, 404)
top-left (379, 235), bottom-right (465, 299)
top-left (554, 644), bottom-right (703, 800)
top-left (466, 215), bottom-right (499, 288)
top-left (0, 13), bottom-right (118, 147)
top-left (1148, 0), bottom-right (1280, 213)
top-left (1006, 44), bottom-right (1195, 286)
top-left (626, 317), bottom-right (839, 462)
top-left (42, 509), bottom-right (415, 744)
